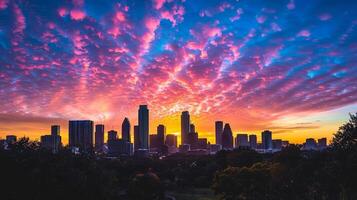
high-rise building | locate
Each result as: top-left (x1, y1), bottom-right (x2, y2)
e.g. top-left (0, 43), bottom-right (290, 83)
top-left (51, 125), bottom-right (60, 136)
top-left (235, 134), bottom-right (249, 148)
top-left (122, 118), bottom-right (131, 142)
top-left (69, 120), bottom-right (94, 152)
top-left (138, 105), bottom-right (149, 149)
top-left (165, 134), bottom-right (177, 147)
top-left (41, 125), bottom-right (61, 153)
top-left (95, 124), bottom-right (104, 151)
top-left (249, 135), bottom-right (257, 149)
top-left (134, 125), bottom-right (140, 150)
top-left (157, 124), bottom-right (166, 146)
top-left (215, 121), bottom-right (223, 145)
top-left (222, 123), bottom-right (233, 150)
top-left (261, 130), bottom-right (272, 150)
top-left (108, 130), bottom-right (118, 141)
top-left (190, 123), bottom-right (195, 133)
top-left (181, 111), bottom-right (190, 145)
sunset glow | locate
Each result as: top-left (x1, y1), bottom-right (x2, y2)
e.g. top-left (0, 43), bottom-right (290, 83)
top-left (0, 0), bottom-right (356, 144)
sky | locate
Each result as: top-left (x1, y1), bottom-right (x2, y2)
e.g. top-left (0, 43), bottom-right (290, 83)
top-left (0, 0), bottom-right (356, 144)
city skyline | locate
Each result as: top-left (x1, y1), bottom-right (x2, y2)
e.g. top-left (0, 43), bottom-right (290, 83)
top-left (0, 0), bottom-right (356, 144)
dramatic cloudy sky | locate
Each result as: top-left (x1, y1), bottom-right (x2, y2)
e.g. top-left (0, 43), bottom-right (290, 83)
top-left (0, 0), bottom-right (356, 144)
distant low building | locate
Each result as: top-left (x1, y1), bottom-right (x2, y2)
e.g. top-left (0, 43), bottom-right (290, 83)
top-left (235, 134), bottom-right (249, 148)
top-left (40, 134), bottom-right (61, 153)
top-left (303, 138), bottom-right (318, 150)
top-left (317, 138), bottom-right (327, 150)
top-left (209, 144), bottom-right (222, 154)
top-left (179, 144), bottom-right (190, 153)
top-left (6, 135), bottom-right (17, 144)
top-left (249, 135), bottom-right (257, 149)
top-left (272, 139), bottom-right (282, 150)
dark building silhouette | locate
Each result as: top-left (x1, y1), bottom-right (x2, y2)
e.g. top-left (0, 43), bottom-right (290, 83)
top-left (215, 121), bottom-right (223, 145)
top-left (222, 123), bottom-right (233, 149)
top-left (235, 134), bottom-right (249, 148)
top-left (69, 120), bottom-right (93, 152)
top-left (262, 130), bottom-right (272, 150)
top-left (138, 105), bottom-right (149, 149)
top-left (190, 123), bottom-right (195, 133)
top-left (187, 131), bottom-right (198, 149)
top-left (122, 118), bottom-right (131, 142)
top-left (197, 138), bottom-right (208, 149)
top-left (108, 130), bottom-right (118, 141)
top-left (157, 124), bottom-right (166, 146)
top-left (318, 138), bottom-right (327, 150)
top-left (95, 124), bottom-right (104, 152)
top-left (6, 135), bottom-right (17, 144)
top-left (272, 139), bottom-right (282, 150)
top-left (149, 134), bottom-right (158, 150)
top-left (134, 125), bottom-right (140, 151)
top-left (181, 111), bottom-right (190, 145)
top-left (51, 125), bottom-right (60, 136)
top-left (249, 134), bottom-right (257, 149)
top-left (165, 134), bottom-right (177, 147)
top-left (41, 125), bottom-right (61, 153)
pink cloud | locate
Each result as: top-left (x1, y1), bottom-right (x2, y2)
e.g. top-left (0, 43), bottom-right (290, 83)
top-left (153, 0), bottom-right (165, 10)
top-left (298, 30), bottom-right (311, 37)
top-left (287, 0), bottom-right (295, 10)
top-left (108, 27), bottom-right (121, 38)
top-left (13, 4), bottom-right (26, 35)
top-left (256, 15), bottom-right (266, 24)
top-left (70, 9), bottom-right (86, 21)
top-left (0, 0), bottom-right (8, 10)
top-left (58, 7), bottom-right (68, 17)
top-left (115, 11), bottom-right (126, 22)
top-left (319, 13), bottom-right (332, 21)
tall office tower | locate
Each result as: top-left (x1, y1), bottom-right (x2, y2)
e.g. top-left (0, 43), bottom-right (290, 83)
top-left (138, 105), bottom-right (149, 149)
top-left (165, 134), bottom-right (177, 147)
top-left (235, 134), bottom-right (249, 148)
top-left (108, 130), bottom-right (118, 141)
top-left (261, 130), bottom-right (272, 150)
top-left (51, 125), bottom-right (60, 136)
top-left (157, 124), bottom-right (166, 146)
top-left (122, 117), bottom-right (131, 142)
top-left (181, 111), bottom-right (190, 145)
top-left (95, 124), bottom-right (104, 151)
top-left (69, 120), bottom-right (94, 152)
top-left (215, 121), bottom-right (223, 145)
top-left (50, 125), bottom-right (61, 153)
top-left (249, 134), bottom-right (257, 149)
top-left (134, 125), bottom-right (140, 150)
top-left (222, 123), bottom-right (233, 149)
top-left (190, 123), bottom-right (195, 133)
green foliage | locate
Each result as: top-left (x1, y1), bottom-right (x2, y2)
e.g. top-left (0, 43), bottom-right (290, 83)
top-left (332, 113), bottom-right (357, 151)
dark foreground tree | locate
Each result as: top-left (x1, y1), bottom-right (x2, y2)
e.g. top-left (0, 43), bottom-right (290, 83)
top-left (332, 113), bottom-right (357, 151)
top-left (127, 172), bottom-right (165, 200)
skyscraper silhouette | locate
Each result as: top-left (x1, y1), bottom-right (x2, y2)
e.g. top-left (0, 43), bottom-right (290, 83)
top-left (51, 125), bottom-right (60, 136)
top-left (95, 124), bottom-right (104, 151)
top-left (157, 124), bottom-right (166, 146)
top-left (262, 130), bottom-right (272, 150)
top-left (69, 120), bottom-right (93, 152)
top-left (215, 121), bottom-right (223, 145)
top-left (181, 111), bottom-right (190, 145)
top-left (222, 123), bottom-right (233, 150)
top-left (122, 117), bottom-right (131, 142)
top-left (138, 105), bottom-right (149, 149)
top-left (134, 125), bottom-right (139, 151)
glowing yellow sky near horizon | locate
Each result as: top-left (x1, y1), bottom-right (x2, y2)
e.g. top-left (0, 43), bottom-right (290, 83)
top-left (0, 103), bottom-right (355, 145)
